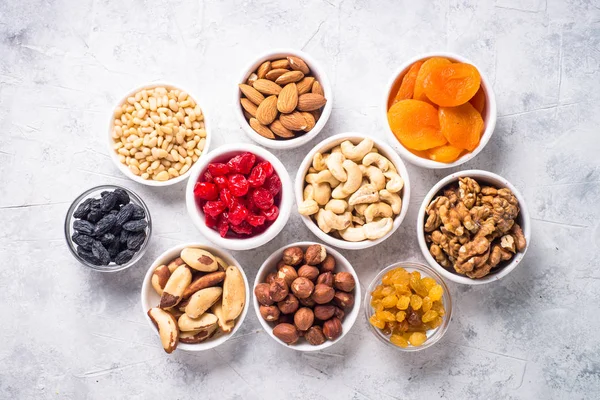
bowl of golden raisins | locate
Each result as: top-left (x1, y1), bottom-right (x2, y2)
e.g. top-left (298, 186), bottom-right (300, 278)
top-left (365, 262), bottom-right (452, 351)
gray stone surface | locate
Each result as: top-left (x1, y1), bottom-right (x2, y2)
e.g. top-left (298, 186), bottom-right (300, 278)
top-left (1, 0), bottom-right (599, 398)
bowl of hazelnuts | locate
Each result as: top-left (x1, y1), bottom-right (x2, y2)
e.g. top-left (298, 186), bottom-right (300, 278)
top-left (253, 242), bottom-right (360, 351)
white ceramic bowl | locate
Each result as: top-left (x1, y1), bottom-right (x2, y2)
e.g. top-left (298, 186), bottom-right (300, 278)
top-left (235, 48), bottom-right (333, 149)
top-left (417, 170), bottom-right (531, 285)
top-left (295, 133), bottom-right (411, 250)
top-left (108, 82), bottom-right (211, 186)
top-left (141, 243), bottom-right (250, 352)
top-left (185, 143), bottom-right (292, 251)
top-left (253, 242), bottom-right (361, 351)
top-left (383, 52), bottom-right (497, 169)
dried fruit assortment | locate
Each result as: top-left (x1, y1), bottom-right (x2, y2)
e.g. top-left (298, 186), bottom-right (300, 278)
top-left (424, 177), bottom-right (527, 279)
top-left (369, 267), bottom-right (446, 348)
top-left (193, 152), bottom-right (282, 238)
top-left (387, 57), bottom-right (486, 163)
top-left (240, 55), bottom-right (327, 140)
top-left (255, 244), bottom-right (355, 346)
top-left (70, 188), bottom-right (148, 266)
top-left (298, 138), bottom-right (404, 242)
top-left (147, 247), bottom-right (246, 353)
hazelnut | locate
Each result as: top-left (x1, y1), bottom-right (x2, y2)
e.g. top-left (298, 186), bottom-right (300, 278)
top-left (297, 265), bottom-right (320, 281)
top-left (266, 272), bottom-right (277, 284)
top-left (311, 283), bottom-right (335, 304)
top-left (333, 291), bottom-right (354, 309)
top-left (282, 246), bottom-right (304, 266)
top-left (316, 272), bottom-right (334, 287)
top-left (276, 313), bottom-right (294, 324)
top-left (322, 317), bottom-right (343, 340)
top-left (277, 265), bottom-right (298, 287)
top-left (334, 307), bottom-right (345, 320)
top-left (304, 244), bottom-right (327, 265)
top-left (254, 283), bottom-right (273, 306)
top-left (290, 277), bottom-right (314, 299)
top-left (320, 254), bottom-right (336, 273)
top-left (334, 272), bottom-right (356, 292)
top-left (276, 260), bottom-right (287, 270)
top-left (305, 326), bottom-right (327, 346)
top-left (277, 294), bottom-right (299, 314)
top-left (269, 278), bottom-right (289, 302)
top-left (273, 323), bottom-right (299, 344)
top-left (294, 307), bottom-right (314, 331)
top-left (259, 305), bottom-right (280, 321)
top-left (314, 304), bottom-right (336, 320)
top-left (298, 296), bottom-right (316, 307)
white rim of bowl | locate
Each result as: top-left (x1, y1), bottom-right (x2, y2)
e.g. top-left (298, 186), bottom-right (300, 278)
top-left (294, 133), bottom-right (411, 250)
top-left (416, 169), bottom-right (531, 285)
top-left (252, 241), bottom-right (361, 351)
top-left (382, 52), bottom-right (497, 169)
top-left (107, 81), bottom-right (212, 186)
top-left (140, 242), bottom-right (250, 352)
top-left (235, 48), bottom-right (333, 149)
top-left (185, 143), bottom-right (293, 251)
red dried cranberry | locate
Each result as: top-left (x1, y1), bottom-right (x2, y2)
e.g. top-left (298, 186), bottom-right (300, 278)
top-left (228, 174), bottom-right (249, 197)
top-left (194, 182), bottom-right (218, 201)
top-left (227, 152), bottom-right (256, 174)
top-left (264, 174), bottom-right (282, 196)
top-left (260, 161), bottom-right (274, 178)
top-left (201, 169), bottom-right (214, 183)
top-left (205, 213), bottom-right (218, 229)
top-left (262, 205), bottom-right (279, 221)
top-left (219, 188), bottom-right (234, 208)
top-left (213, 176), bottom-right (228, 192)
top-left (217, 214), bottom-right (229, 238)
top-left (251, 187), bottom-right (274, 210)
top-left (203, 200), bottom-right (226, 218)
top-left (247, 164), bottom-right (267, 187)
top-left (208, 163), bottom-right (230, 176)
top-left (230, 221), bottom-right (253, 235)
top-left (246, 213), bottom-right (266, 227)
top-left (228, 202), bottom-right (248, 225)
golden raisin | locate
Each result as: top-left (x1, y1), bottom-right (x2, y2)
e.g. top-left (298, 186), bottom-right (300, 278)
top-left (410, 275), bottom-right (429, 298)
top-left (396, 311), bottom-right (406, 322)
top-left (428, 316), bottom-right (443, 328)
top-left (422, 310), bottom-right (439, 323)
top-left (410, 294), bottom-right (423, 310)
top-left (431, 301), bottom-right (446, 316)
top-left (381, 294), bottom-right (398, 308)
top-left (421, 277), bottom-right (437, 291)
top-left (429, 284), bottom-right (444, 301)
top-left (381, 286), bottom-right (395, 297)
top-left (390, 334), bottom-right (409, 348)
top-left (422, 296), bottom-right (433, 313)
top-left (396, 295), bottom-right (410, 310)
top-left (376, 310), bottom-right (396, 322)
top-left (408, 332), bottom-right (428, 346)
top-left (369, 315), bottom-right (385, 329)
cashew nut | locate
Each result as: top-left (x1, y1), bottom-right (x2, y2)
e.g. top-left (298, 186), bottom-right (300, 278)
top-left (340, 138), bottom-right (374, 162)
top-left (331, 146), bottom-right (341, 154)
top-left (325, 199), bottom-right (348, 214)
top-left (316, 209), bottom-right (352, 233)
top-left (361, 165), bottom-right (386, 190)
top-left (384, 170), bottom-right (404, 193)
top-left (308, 167), bottom-right (317, 174)
top-left (354, 204), bottom-right (368, 216)
top-left (363, 217), bottom-right (393, 239)
top-left (364, 202), bottom-right (393, 222)
top-left (331, 160), bottom-right (362, 198)
top-left (363, 152), bottom-right (396, 172)
top-left (306, 170), bottom-right (340, 187)
top-left (352, 215), bottom-right (365, 226)
top-left (326, 152), bottom-right (347, 182)
top-left (303, 184), bottom-right (315, 201)
top-left (338, 226), bottom-right (366, 241)
top-left (312, 152), bottom-right (329, 171)
top-left (298, 199), bottom-right (319, 215)
top-left (312, 182), bottom-right (331, 206)
top-left (348, 184), bottom-right (379, 205)
top-left (379, 189), bottom-right (402, 214)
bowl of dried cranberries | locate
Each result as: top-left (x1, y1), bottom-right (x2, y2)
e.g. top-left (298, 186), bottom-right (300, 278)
top-left (185, 143), bottom-right (293, 250)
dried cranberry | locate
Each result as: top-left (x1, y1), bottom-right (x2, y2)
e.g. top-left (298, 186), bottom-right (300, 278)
top-left (219, 188), bottom-right (234, 208)
top-left (228, 174), bottom-right (249, 197)
top-left (213, 176), bottom-right (228, 192)
top-left (247, 164), bottom-right (267, 187)
top-left (203, 200), bottom-right (226, 218)
top-left (208, 163), bottom-right (230, 176)
top-left (227, 152), bottom-right (256, 174)
top-left (228, 202), bottom-right (249, 225)
top-left (194, 182), bottom-right (218, 201)
top-left (205, 213), bottom-right (218, 229)
top-left (246, 213), bottom-right (266, 227)
top-left (264, 174), bottom-right (282, 196)
top-left (201, 169), bottom-right (214, 183)
top-left (262, 205), bottom-right (279, 221)
top-left (230, 221), bottom-right (253, 235)
top-left (260, 161), bottom-right (274, 178)
top-left (217, 214), bottom-right (229, 238)
top-left (251, 187), bottom-right (274, 210)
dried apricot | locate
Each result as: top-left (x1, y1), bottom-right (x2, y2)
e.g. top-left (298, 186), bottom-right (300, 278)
top-left (423, 62), bottom-right (481, 107)
top-left (387, 100), bottom-right (447, 151)
top-left (413, 57), bottom-right (451, 102)
top-left (427, 145), bottom-right (464, 163)
top-left (392, 61), bottom-right (424, 104)
top-left (438, 102), bottom-right (484, 151)
top-left (470, 86), bottom-right (486, 114)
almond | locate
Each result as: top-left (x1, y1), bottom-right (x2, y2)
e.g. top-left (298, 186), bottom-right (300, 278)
top-left (270, 119), bottom-right (295, 138)
top-left (239, 84), bottom-right (265, 106)
top-left (243, 110), bottom-right (253, 120)
top-left (240, 98), bottom-right (258, 117)
top-left (287, 56), bottom-right (310, 74)
top-left (296, 77), bottom-right (315, 95)
top-left (265, 68), bottom-right (290, 81)
top-left (256, 95), bottom-right (278, 125)
top-left (271, 58), bottom-right (290, 69)
top-left (277, 83), bottom-right (298, 114)
top-left (253, 79), bottom-right (282, 95)
top-left (280, 111), bottom-right (308, 131)
top-left (275, 70), bottom-right (305, 85)
top-left (310, 109), bottom-right (322, 121)
top-left (246, 73), bottom-right (258, 86)
top-left (301, 112), bottom-right (316, 131)
top-left (250, 118), bottom-right (275, 139)
top-left (297, 93), bottom-right (327, 111)
top-left (257, 61), bottom-right (271, 79)
top-left (312, 80), bottom-right (324, 96)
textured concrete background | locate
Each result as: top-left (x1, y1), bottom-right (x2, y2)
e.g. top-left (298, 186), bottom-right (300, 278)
top-left (1, 0), bottom-right (599, 399)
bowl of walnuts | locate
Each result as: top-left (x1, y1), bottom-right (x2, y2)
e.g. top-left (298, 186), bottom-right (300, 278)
top-left (253, 242), bottom-right (360, 351)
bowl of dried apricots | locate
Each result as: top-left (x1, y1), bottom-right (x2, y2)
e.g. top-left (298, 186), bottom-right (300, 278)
top-left (383, 52), bottom-right (496, 168)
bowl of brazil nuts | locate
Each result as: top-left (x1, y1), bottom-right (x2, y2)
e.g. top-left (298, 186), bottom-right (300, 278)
top-left (108, 83), bottom-right (211, 186)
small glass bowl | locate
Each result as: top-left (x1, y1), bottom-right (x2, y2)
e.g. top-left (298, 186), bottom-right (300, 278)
top-left (364, 261), bottom-right (452, 352)
top-left (64, 185), bottom-right (152, 272)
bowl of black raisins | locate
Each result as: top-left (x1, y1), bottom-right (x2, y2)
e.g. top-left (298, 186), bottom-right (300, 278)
top-left (64, 185), bottom-right (152, 272)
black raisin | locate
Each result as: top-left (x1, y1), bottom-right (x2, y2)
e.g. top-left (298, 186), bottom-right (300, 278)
top-left (73, 198), bottom-right (94, 219)
top-left (91, 199), bottom-right (102, 210)
top-left (108, 240), bottom-right (120, 259)
top-left (115, 249), bottom-right (135, 265)
top-left (116, 203), bottom-right (134, 226)
top-left (111, 224), bottom-right (122, 236)
top-left (91, 241), bottom-right (111, 265)
top-left (99, 233), bottom-right (116, 246)
top-left (127, 231), bottom-right (146, 250)
top-left (114, 188), bottom-right (130, 205)
top-left (123, 219), bottom-right (147, 232)
top-left (100, 191), bottom-right (110, 197)
top-left (72, 233), bottom-right (95, 251)
top-left (130, 204), bottom-right (146, 220)
top-left (109, 209), bottom-right (119, 216)
top-left (77, 246), bottom-right (102, 265)
top-left (73, 220), bottom-right (95, 235)
top-left (94, 214), bottom-right (117, 236)
top-left (100, 192), bottom-right (118, 212)
top-left (87, 209), bottom-right (103, 223)
top-left (119, 229), bottom-right (131, 244)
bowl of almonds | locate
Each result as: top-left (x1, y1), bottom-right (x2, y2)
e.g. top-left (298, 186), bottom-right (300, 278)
top-left (108, 83), bottom-right (210, 186)
top-left (236, 49), bottom-right (332, 149)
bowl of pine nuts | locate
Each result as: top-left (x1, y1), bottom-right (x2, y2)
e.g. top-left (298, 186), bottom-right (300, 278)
top-left (108, 83), bottom-right (211, 186)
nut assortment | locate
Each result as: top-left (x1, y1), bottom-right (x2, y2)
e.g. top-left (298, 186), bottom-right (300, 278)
top-left (111, 86), bottom-right (207, 181)
top-left (255, 244), bottom-right (355, 346)
top-left (424, 177), bottom-right (526, 279)
top-left (147, 247), bottom-right (246, 353)
top-left (298, 138), bottom-right (404, 242)
top-left (240, 55), bottom-right (327, 140)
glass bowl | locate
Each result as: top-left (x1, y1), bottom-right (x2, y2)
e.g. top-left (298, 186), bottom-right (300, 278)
top-left (64, 185), bottom-right (152, 272)
top-left (364, 261), bottom-right (452, 352)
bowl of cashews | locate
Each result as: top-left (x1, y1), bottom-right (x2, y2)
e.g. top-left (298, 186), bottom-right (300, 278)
top-left (295, 133), bottom-right (411, 250)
